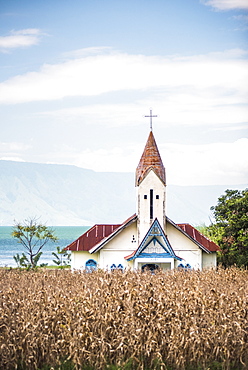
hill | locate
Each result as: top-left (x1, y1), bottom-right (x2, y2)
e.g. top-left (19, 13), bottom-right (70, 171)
top-left (0, 160), bottom-right (246, 226)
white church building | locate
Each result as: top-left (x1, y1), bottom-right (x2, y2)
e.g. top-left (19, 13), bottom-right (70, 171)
top-left (66, 121), bottom-right (219, 272)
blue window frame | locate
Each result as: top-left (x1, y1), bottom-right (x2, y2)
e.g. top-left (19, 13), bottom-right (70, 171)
top-left (178, 263), bottom-right (191, 270)
top-left (111, 263), bottom-right (124, 271)
top-left (85, 259), bottom-right (97, 271)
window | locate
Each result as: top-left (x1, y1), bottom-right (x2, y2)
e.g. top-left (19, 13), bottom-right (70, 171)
top-left (150, 189), bottom-right (153, 219)
top-left (144, 195), bottom-right (147, 199)
top-left (111, 264), bottom-right (124, 271)
top-left (156, 195), bottom-right (159, 199)
top-left (85, 259), bottom-right (97, 271)
top-left (178, 263), bottom-right (191, 270)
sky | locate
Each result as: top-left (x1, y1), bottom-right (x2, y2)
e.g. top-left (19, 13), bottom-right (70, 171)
top-left (0, 0), bottom-right (248, 186)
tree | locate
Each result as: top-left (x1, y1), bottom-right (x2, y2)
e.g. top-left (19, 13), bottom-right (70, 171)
top-left (12, 218), bottom-right (58, 269)
top-left (52, 246), bottom-right (71, 268)
top-left (207, 189), bottom-right (248, 267)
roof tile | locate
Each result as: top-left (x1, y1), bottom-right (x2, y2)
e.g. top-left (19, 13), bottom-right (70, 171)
top-left (136, 131), bottom-right (166, 186)
top-left (65, 224), bottom-right (121, 252)
top-left (177, 223), bottom-right (219, 252)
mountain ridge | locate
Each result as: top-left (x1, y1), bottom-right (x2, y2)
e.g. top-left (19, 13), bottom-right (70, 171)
top-left (0, 160), bottom-right (246, 226)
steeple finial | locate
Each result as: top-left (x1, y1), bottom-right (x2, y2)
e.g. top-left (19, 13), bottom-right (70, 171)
top-left (145, 108), bottom-right (157, 131)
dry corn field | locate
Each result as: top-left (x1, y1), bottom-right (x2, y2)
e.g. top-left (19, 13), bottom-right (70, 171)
top-left (0, 268), bottom-right (247, 370)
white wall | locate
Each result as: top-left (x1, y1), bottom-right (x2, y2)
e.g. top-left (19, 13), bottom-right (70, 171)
top-left (202, 252), bottom-right (217, 269)
top-left (71, 222), bottom-right (137, 270)
top-left (99, 222), bottom-right (137, 270)
top-left (167, 222), bottom-right (203, 269)
top-left (71, 250), bottom-right (100, 270)
top-left (137, 170), bottom-right (166, 243)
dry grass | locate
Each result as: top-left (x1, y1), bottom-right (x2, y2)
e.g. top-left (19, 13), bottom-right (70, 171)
top-left (0, 267), bottom-right (247, 370)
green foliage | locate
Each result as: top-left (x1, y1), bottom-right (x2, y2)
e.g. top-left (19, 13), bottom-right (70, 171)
top-left (13, 253), bottom-right (29, 269)
top-left (52, 246), bottom-right (71, 268)
top-left (207, 189), bottom-right (248, 267)
top-left (12, 217), bottom-right (58, 269)
top-left (13, 252), bottom-right (43, 270)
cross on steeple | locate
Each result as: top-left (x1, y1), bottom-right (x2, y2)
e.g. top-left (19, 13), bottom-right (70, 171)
top-left (145, 109), bottom-right (157, 131)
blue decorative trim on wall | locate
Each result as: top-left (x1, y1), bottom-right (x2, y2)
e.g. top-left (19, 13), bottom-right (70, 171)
top-left (138, 252), bottom-right (172, 258)
top-left (127, 218), bottom-right (182, 261)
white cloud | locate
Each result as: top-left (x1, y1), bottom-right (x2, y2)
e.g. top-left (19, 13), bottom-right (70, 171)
top-left (0, 142), bottom-right (31, 161)
top-left (202, 0), bottom-right (248, 10)
top-left (233, 14), bottom-right (248, 22)
top-left (0, 29), bottom-right (42, 51)
top-left (163, 138), bottom-right (248, 185)
top-left (39, 97), bottom-right (248, 130)
top-left (62, 46), bottom-right (113, 58)
top-left (45, 138), bottom-right (248, 186)
top-left (0, 48), bottom-right (247, 107)
top-left (0, 156), bottom-right (25, 162)
top-left (39, 103), bottom-right (147, 127)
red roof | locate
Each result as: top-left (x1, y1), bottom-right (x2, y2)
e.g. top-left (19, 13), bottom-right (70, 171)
top-left (89, 214), bottom-right (137, 253)
top-left (135, 131), bottom-right (166, 186)
top-left (66, 216), bottom-right (219, 254)
top-left (65, 224), bottom-right (121, 252)
top-left (177, 223), bottom-right (219, 252)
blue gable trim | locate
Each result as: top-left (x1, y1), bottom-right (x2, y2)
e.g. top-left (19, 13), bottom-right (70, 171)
top-left (127, 218), bottom-right (182, 261)
top-left (138, 253), bottom-right (172, 258)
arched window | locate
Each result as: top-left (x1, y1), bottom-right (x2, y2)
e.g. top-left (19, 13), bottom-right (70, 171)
top-left (178, 263), bottom-right (191, 270)
top-left (111, 263), bottom-right (124, 271)
top-left (85, 259), bottom-right (97, 271)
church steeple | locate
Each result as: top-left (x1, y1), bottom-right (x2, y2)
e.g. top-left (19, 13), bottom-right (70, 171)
top-left (136, 127), bottom-right (167, 243)
top-left (135, 130), bottom-right (166, 187)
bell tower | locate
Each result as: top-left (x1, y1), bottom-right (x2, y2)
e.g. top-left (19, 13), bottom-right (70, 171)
top-left (135, 115), bottom-right (166, 243)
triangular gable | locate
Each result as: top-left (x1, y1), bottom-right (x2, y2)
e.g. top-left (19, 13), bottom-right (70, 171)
top-left (126, 218), bottom-right (181, 261)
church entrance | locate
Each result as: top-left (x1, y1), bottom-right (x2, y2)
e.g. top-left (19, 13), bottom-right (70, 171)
top-left (141, 263), bottom-right (159, 273)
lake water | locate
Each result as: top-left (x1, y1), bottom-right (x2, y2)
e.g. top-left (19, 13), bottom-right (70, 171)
top-left (0, 226), bottom-right (90, 267)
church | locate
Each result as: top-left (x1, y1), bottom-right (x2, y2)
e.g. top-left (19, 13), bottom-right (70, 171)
top-left (66, 114), bottom-right (219, 272)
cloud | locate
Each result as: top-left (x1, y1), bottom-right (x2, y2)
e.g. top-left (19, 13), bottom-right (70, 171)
top-left (162, 138), bottom-right (248, 185)
top-left (0, 142), bottom-right (31, 161)
top-left (0, 48), bottom-right (247, 106)
top-left (62, 46), bottom-right (113, 59)
top-left (39, 97), bottom-right (248, 130)
top-left (0, 29), bottom-right (42, 52)
top-left (43, 138), bottom-right (248, 186)
top-left (0, 156), bottom-right (25, 162)
top-left (233, 14), bottom-right (248, 22)
top-left (202, 0), bottom-right (248, 10)
top-left (39, 103), bottom-right (148, 128)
